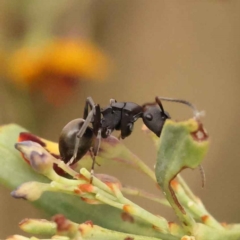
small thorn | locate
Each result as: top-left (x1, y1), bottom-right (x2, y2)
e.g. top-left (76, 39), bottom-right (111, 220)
top-left (95, 161), bottom-right (101, 167)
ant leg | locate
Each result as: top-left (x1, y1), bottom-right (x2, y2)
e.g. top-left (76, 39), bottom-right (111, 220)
top-left (92, 104), bottom-right (101, 135)
top-left (93, 129), bottom-right (102, 159)
top-left (90, 128), bottom-right (102, 182)
top-left (84, 97), bottom-right (101, 135)
top-left (67, 109), bottom-right (94, 165)
top-left (84, 97), bottom-right (96, 119)
top-left (89, 148), bottom-right (100, 166)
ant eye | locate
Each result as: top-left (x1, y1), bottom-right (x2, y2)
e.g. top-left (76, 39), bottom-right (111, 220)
top-left (145, 114), bottom-right (153, 121)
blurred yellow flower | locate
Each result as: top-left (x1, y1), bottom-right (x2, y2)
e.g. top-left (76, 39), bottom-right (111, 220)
top-left (7, 39), bottom-right (110, 105)
top-left (0, 50), bottom-right (7, 76)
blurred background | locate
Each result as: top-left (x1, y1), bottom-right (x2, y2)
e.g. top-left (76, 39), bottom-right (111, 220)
top-left (0, 0), bottom-right (240, 238)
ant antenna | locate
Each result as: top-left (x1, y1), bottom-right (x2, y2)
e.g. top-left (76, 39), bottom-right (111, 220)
top-left (199, 164), bottom-right (206, 188)
top-left (156, 97), bottom-right (204, 119)
top-left (155, 97), bottom-right (165, 113)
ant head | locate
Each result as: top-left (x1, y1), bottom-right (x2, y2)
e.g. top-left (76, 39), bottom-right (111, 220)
top-left (142, 99), bottom-right (170, 137)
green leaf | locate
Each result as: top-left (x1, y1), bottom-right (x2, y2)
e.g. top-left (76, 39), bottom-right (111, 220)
top-left (0, 124), bottom-right (49, 187)
top-left (155, 119), bottom-right (209, 230)
top-left (0, 124), bottom-right (178, 240)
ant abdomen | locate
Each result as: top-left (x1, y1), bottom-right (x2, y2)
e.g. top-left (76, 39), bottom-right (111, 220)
top-left (59, 118), bottom-right (94, 164)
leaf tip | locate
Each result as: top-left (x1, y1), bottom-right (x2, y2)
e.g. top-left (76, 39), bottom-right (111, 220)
top-left (11, 188), bottom-right (27, 200)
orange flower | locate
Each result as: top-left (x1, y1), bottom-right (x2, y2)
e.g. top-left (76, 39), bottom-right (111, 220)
top-left (0, 49), bottom-right (8, 79)
top-left (7, 39), bottom-right (110, 105)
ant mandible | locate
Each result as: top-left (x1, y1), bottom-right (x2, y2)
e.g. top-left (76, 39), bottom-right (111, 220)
top-left (59, 96), bottom-right (199, 175)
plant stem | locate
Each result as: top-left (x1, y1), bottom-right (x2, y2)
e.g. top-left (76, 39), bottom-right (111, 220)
top-left (122, 186), bottom-right (170, 207)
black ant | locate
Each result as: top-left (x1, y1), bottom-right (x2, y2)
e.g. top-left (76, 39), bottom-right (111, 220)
top-left (59, 96), bottom-right (200, 176)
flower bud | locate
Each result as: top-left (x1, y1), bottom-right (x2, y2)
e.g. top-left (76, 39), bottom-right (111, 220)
top-left (15, 141), bottom-right (54, 175)
top-left (11, 182), bottom-right (50, 201)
